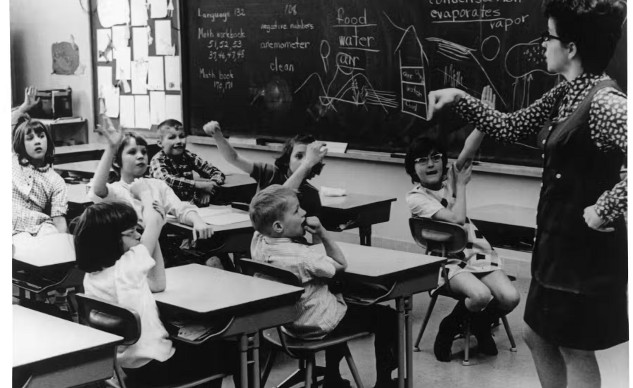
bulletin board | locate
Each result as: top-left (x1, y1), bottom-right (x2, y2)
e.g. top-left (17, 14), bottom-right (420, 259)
top-left (89, 0), bottom-right (182, 136)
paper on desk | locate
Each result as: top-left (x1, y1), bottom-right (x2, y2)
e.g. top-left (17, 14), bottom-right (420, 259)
top-left (96, 29), bottom-right (113, 62)
top-left (150, 91), bottom-right (166, 125)
top-left (147, 56), bottom-right (164, 90)
top-left (135, 95), bottom-right (151, 129)
top-left (98, 0), bottom-right (130, 28)
top-left (132, 27), bottom-right (149, 60)
top-left (165, 56), bottom-right (181, 91)
top-left (155, 20), bottom-right (174, 55)
top-left (149, 0), bottom-right (168, 18)
top-left (204, 212), bottom-right (251, 226)
top-left (196, 207), bottom-right (233, 218)
top-left (320, 186), bottom-right (347, 197)
top-left (120, 95), bottom-right (135, 128)
top-left (131, 0), bottom-right (148, 26)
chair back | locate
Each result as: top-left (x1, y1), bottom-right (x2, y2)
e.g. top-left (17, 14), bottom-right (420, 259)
top-left (409, 217), bottom-right (468, 256)
top-left (239, 259), bottom-right (302, 287)
top-left (75, 293), bottom-right (141, 346)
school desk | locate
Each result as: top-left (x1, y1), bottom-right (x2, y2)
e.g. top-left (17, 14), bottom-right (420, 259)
top-left (210, 174), bottom-right (257, 205)
top-left (315, 242), bottom-right (445, 388)
top-left (469, 204), bottom-right (537, 252)
top-left (54, 159), bottom-right (102, 178)
top-left (320, 193), bottom-right (397, 246)
top-left (13, 305), bottom-right (122, 388)
top-left (154, 264), bottom-right (304, 388)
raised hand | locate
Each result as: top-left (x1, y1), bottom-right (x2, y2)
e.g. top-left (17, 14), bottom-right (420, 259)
top-left (304, 141), bottom-right (327, 167)
top-left (481, 85), bottom-right (496, 108)
top-left (202, 120), bottom-right (222, 137)
top-left (96, 114), bottom-right (123, 148)
top-left (427, 88), bottom-right (467, 120)
top-left (20, 86), bottom-right (40, 112)
top-left (454, 163), bottom-right (472, 187)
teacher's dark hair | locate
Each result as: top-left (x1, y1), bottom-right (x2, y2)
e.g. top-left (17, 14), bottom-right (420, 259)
top-left (543, 0), bottom-right (626, 74)
top-left (404, 136), bottom-right (448, 184)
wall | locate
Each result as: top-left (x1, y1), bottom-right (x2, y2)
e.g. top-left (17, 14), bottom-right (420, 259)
top-left (10, 0), bottom-right (96, 142)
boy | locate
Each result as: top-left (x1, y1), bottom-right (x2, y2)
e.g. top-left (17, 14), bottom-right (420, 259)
top-left (249, 185), bottom-right (398, 388)
top-left (150, 119), bottom-right (225, 207)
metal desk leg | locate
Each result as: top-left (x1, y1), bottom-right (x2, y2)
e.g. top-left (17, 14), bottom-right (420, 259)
top-left (251, 332), bottom-right (260, 388)
top-left (404, 296), bottom-right (413, 388)
top-left (239, 334), bottom-right (249, 388)
top-left (396, 297), bottom-right (405, 388)
top-left (359, 226), bottom-right (372, 246)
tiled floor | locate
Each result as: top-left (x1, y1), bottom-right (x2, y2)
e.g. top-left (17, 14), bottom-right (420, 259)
top-left (222, 276), bottom-right (629, 388)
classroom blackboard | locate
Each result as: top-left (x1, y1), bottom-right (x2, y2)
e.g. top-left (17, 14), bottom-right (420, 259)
top-left (181, 0), bottom-right (627, 167)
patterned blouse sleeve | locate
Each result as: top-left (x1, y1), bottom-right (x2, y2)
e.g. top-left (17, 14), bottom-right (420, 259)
top-left (50, 174), bottom-right (68, 217)
top-left (452, 82), bottom-right (568, 143)
top-left (589, 87), bottom-right (627, 223)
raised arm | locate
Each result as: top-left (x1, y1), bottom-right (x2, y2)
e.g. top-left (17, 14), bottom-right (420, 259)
top-left (12, 86), bottom-right (40, 125)
top-left (431, 164), bottom-right (472, 225)
top-left (284, 141), bottom-right (327, 190)
top-left (91, 116), bottom-right (123, 198)
top-left (454, 86), bottom-right (494, 170)
top-left (203, 121), bottom-right (255, 174)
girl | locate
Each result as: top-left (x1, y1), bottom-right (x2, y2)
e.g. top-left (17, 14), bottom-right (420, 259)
top-left (203, 121), bottom-right (326, 217)
top-left (12, 86), bottom-right (69, 249)
top-left (88, 116), bottom-right (214, 245)
top-left (74, 198), bottom-right (227, 387)
top-left (404, 136), bottom-right (520, 362)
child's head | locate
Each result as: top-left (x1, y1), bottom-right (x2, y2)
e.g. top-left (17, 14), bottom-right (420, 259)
top-left (113, 132), bottom-right (149, 180)
top-left (274, 134), bottom-right (324, 179)
top-left (157, 119), bottom-right (187, 158)
top-left (405, 136), bottom-right (448, 188)
top-left (249, 184), bottom-right (306, 238)
top-left (73, 202), bottom-right (140, 273)
top-left (12, 115), bottom-right (55, 166)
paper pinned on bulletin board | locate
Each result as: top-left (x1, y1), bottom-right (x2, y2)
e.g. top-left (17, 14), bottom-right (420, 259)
top-left (147, 57), bottom-right (165, 90)
top-left (131, 59), bottom-right (149, 94)
top-left (149, 0), bottom-right (168, 19)
top-left (165, 94), bottom-right (182, 122)
top-left (165, 56), bottom-right (181, 91)
top-left (98, 0), bottom-right (130, 28)
top-left (135, 95), bottom-right (151, 129)
top-left (111, 25), bottom-right (130, 59)
top-left (115, 47), bottom-right (131, 80)
top-left (97, 66), bottom-right (113, 97)
top-left (155, 20), bottom-right (174, 55)
top-left (96, 29), bottom-right (113, 63)
top-left (131, 0), bottom-right (149, 26)
top-left (132, 27), bottom-right (149, 60)
top-left (150, 91), bottom-right (166, 125)
top-left (103, 85), bottom-right (120, 118)
top-left (120, 95), bottom-right (135, 128)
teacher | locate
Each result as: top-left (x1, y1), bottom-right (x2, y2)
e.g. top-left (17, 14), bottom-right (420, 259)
top-left (426, 1), bottom-right (627, 387)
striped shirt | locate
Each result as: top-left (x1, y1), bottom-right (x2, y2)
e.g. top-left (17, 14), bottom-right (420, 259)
top-left (250, 232), bottom-right (347, 340)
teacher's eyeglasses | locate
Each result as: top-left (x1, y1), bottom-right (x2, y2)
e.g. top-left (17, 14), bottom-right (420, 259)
top-left (414, 153), bottom-right (443, 165)
top-left (540, 31), bottom-right (565, 43)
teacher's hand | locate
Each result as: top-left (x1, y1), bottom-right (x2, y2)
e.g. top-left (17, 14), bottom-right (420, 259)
top-left (583, 205), bottom-right (614, 232)
top-left (427, 88), bottom-right (467, 120)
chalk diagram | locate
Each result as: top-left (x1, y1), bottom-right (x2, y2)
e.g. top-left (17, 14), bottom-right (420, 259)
top-left (295, 14), bottom-right (397, 119)
top-left (504, 38), bottom-right (558, 110)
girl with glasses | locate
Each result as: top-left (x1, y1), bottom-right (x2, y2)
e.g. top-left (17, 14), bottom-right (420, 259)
top-left (426, 0), bottom-right (627, 386)
top-left (404, 136), bottom-right (519, 362)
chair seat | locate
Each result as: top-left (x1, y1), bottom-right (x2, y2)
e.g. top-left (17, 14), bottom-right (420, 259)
top-left (263, 328), bottom-right (370, 353)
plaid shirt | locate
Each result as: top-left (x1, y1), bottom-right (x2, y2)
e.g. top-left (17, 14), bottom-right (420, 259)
top-left (12, 154), bottom-right (68, 235)
top-left (149, 150), bottom-right (225, 205)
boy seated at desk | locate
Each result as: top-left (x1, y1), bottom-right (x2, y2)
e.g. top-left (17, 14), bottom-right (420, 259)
top-left (150, 119), bottom-right (226, 207)
top-left (249, 185), bottom-right (399, 388)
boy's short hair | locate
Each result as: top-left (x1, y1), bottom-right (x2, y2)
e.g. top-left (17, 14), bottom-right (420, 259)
top-left (157, 119), bottom-right (184, 138)
top-left (73, 202), bottom-right (138, 273)
top-left (249, 184), bottom-right (297, 235)
top-left (12, 115), bottom-right (55, 166)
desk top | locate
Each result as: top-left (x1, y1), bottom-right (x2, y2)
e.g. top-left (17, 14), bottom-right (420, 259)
top-left (221, 174), bottom-right (256, 188)
top-left (320, 193), bottom-right (397, 210)
top-left (13, 305), bottom-right (122, 368)
top-left (54, 160), bottom-right (101, 175)
top-left (469, 204), bottom-right (536, 229)
top-left (154, 264), bottom-right (303, 315)
top-left (167, 205), bottom-right (253, 232)
top-left (13, 233), bottom-right (76, 267)
top-left (313, 242), bottom-right (444, 283)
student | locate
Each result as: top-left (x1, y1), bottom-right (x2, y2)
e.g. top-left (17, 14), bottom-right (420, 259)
top-left (150, 119), bottom-right (226, 207)
top-left (404, 135), bottom-right (520, 362)
top-left (249, 185), bottom-right (398, 388)
top-left (12, 86), bottom-right (69, 249)
top-left (204, 121), bottom-right (326, 217)
top-left (74, 199), bottom-right (229, 387)
top-left (88, 116), bottom-right (214, 245)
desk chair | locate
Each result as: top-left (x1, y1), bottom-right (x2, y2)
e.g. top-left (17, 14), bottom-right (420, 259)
top-left (409, 217), bottom-right (517, 365)
top-left (240, 258), bottom-right (368, 388)
top-left (74, 293), bottom-right (226, 388)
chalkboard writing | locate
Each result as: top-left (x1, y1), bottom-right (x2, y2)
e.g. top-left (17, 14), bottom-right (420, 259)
top-left (181, 0), bottom-right (626, 167)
